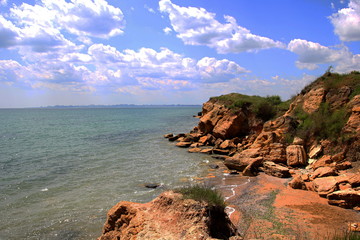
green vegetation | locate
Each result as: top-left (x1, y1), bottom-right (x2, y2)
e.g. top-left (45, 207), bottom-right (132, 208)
top-left (175, 185), bottom-right (225, 208)
top-left (210, 93), bottom-right (290, 121)
top-left (301, 70), bottom-right (360, 97)
top-left (294, 103), bottom-right (348, 142)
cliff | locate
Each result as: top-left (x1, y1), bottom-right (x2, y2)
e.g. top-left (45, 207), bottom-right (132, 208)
top-left (168, 71), bottom-right (360, 211)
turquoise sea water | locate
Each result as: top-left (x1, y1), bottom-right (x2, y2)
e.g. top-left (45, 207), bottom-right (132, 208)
top-left (0, 107), bottom-right (215, 239)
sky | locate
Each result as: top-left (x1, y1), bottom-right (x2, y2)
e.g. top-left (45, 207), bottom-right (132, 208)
top-left (0, 0), bottom-right (359, 108)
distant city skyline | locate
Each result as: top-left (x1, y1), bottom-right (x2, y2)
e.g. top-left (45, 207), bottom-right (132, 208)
top-left (0, 0), bottom-right (359, 108)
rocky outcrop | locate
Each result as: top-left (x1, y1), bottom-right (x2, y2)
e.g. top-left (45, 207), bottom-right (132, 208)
top-left (98, 191), bottom-right (240, 240)
top-left (302, 87), bottom-right (325, 113)
top-left (165, 71), bottom-right (360, 211)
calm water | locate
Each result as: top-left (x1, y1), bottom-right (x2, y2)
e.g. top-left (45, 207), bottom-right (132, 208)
top-left (0, 107), bottom-right (215, 240)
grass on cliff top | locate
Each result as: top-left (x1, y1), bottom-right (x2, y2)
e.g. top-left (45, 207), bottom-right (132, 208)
top-left (301, 70), bottom-right (360, 97)
top-left (210, 93), bottom-right (290, 122)
top-left (175, 185), bottom-right (225, 208)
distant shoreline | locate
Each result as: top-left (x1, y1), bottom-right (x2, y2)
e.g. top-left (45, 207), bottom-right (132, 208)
top-left (0, 104), bottom-right (202, 110)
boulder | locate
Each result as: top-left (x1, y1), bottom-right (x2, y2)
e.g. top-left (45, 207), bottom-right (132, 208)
top-left (349, 174), bottom-right (360, 188)
top-left (219, 139), bottom-right (236, 149)
top-left (212, 112), bottom-right (249, 139)
top-left (200, 148), bottom-right (213, 154)
top-left (313, 176), bottom-right (339, 197)
top-left (261, 161), bottom-right (291, 178)
top-left (242, 157), bottom-right (263, 176)
top-left (98, 191), bottom-right (240, 240)
top-left (164, 133), bottom-right (173, 138)
top-left (309, 167), bottom-right (338, 180)
top-left (266, 143), bottom-right (287, 164)
top-left (292, 137), bottom-right (304, 145)
top-left (176, 142), bottom-right (192, 148)
top-left (288, 175), bottom-right (307, 190)
top-left (308, 145), bottom-right (322, 159)
top-left (188, 148), bottom-right (202, 153)
top-left (286, 145), bottom-right (307, 166)
top-left (327, 189), bottom-right (360, 209)
top-left (311, 155), bottom-right (333, 170)
top-left (168, 135), bottom-right (179, 141)
top-left (213, 149), bottom-right (230, 155)
top-left (224, 157), bottom-right (263, 172)
top-left (335, 161), bottom-right (352, 170)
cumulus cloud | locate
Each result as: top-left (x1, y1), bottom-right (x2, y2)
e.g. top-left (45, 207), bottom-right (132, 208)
top-left (0, 16), bottom-right (19, 48)
top-left (330, 0), bottom-right (360, 41)
top-left (159, 0), bottom-right (284, 53)
top-left (0, 0), bottom-right (125, 52)
top-left (88, 44), bottom-right (249, 84)
top-left (288, 39), bottom-right (359, 72)
top-left (0, 41), bottom-right (249, 94)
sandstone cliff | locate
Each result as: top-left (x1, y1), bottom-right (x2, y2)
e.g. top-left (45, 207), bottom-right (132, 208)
top-left (168, 71), bottom-right (360, 210)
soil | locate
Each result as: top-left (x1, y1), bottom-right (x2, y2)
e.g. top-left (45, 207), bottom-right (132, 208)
top-left (203, 161), bottom-right (360, 240)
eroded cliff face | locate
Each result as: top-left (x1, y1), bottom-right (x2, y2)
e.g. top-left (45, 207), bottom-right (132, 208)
top-left (167, 71), bottom-right (360, 211)
top-left (98, 191), bottom-right (240, 240)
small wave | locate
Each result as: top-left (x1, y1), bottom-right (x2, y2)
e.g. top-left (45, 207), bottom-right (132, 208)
top-left (41, 188), bottom-right (48, 192)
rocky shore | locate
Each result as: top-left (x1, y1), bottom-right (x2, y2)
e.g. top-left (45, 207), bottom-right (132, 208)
top-left (98, 71), bottom-right (360, 239)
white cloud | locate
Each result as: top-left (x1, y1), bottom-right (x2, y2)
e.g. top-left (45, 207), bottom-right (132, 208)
top-left (0, 16), bottom-right (19, 48)
top-left (163, 27), bottom-right (172, 35)
top-left (0, 42), bottom-right (249, 94)
top-left (287, 39), bottom-right (360, 72)
top-left (159, 0), bottom-right (284, 53)
top-left (330, 0), bottom-right (360, 41)
top-left (88, 44), bottom-right (249, 84)
top-left (2, 0), bottom-right (125, 52)
top-left (0, 0), bottom-right (6, 6)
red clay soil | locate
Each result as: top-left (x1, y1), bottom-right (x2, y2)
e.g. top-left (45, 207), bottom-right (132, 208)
top-left (210, 171), bottom-right (360, 240)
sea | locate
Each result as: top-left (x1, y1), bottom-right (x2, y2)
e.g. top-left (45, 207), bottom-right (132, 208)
top-left (0, 106), bottom-right (219, 240)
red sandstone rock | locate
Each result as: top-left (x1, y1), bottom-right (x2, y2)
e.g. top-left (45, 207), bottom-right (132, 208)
top-left (188, 147), bottom-right (202, 153)
top-left (309, 167), bottom-right (338, 180)
top-left (313, 176), bottom-right (339, 197)
top-left (289, 175), bottom-right (307, 190)
top-left (224, 157), bottom-right (263, 172)
top-left (219, 139), bottom-right (236, 149)
top-left (327, 189), bottom-right (360, 210)
top-left (286, 145), bottom-right (307, 166)
top-left (261, 161), bottom-right (291, 178)
top-left (98, 191), bottom-right (240, 240)
top-left (176, 141), bottom-right (192, 148)
top-left (311, 155), bottom-right (333, 170)
top-left (302, 87), bottom-right (325, 113)
top-left (308, 145), bottom-right (322, 159)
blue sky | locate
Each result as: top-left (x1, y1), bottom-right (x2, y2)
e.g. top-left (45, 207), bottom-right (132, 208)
top-left (0, 0), bottom-right (359, 107)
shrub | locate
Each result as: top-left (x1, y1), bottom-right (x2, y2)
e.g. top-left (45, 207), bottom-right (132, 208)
top-left (210, 93), bottom-right (289, 121)
top-left (175, 185), bottom-right (225, 208)
top-left (294, 103), bottom-right (348, 142)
